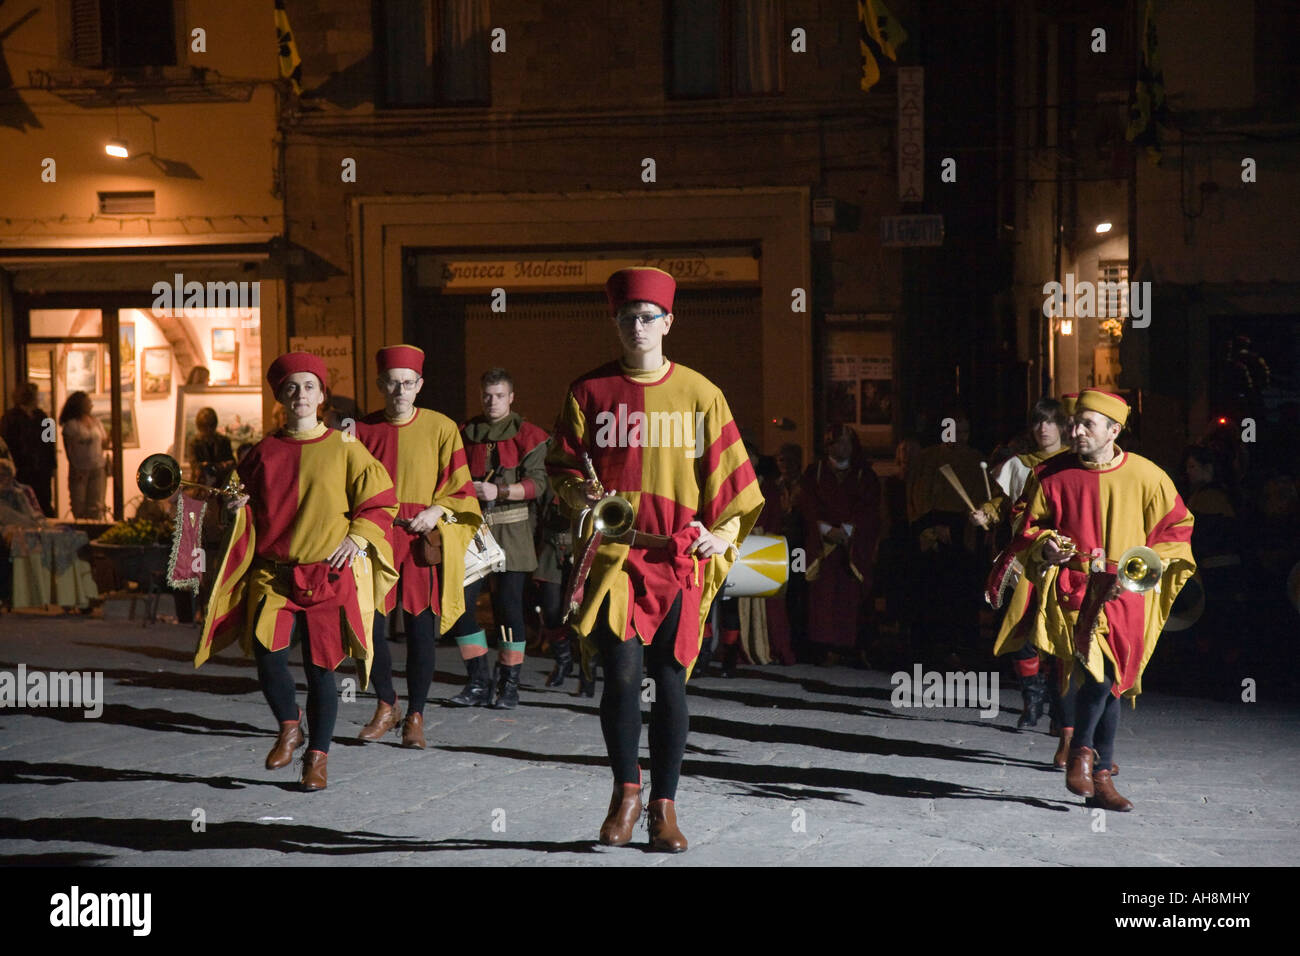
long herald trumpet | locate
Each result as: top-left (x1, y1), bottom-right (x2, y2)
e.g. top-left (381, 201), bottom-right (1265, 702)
top-left (561, 453), bottom-right (634, 622)
top-left (136, 453), bottom-right (243, 501)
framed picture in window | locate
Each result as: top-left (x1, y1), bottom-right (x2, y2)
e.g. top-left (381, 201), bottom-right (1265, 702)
top-left (64, 345), bottom-right (100, 394)
top-left (90, 395), bottom-right (139, 449)
top-left (175, 385), bottom-right (263, 466)
top-left (141, 347), bottom-right (173, 399)
top-left (210, 328), bottom-right (239, 384)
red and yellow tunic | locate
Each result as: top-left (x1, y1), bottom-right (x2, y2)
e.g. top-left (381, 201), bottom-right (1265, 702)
top-left (356, 408), bottom-right (481, 629)
top-left (195, 423), bottom-right (398, 687)
top-left (993, 449), bottom-right (1196, 700)
top-left (547, 359), bottom-right (764, 672)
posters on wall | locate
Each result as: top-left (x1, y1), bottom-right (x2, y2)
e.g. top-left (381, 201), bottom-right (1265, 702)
top-left (827, 354), bottom-right (894, 427)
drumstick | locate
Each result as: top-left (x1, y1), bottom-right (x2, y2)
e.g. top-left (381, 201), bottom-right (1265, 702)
top-left (980, 461), bottom-right (992, 500)
top-left (938, 464), bottom-right (978, 513)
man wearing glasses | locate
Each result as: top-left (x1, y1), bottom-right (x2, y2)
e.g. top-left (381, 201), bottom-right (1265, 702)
top-left (354, 345), bottom-right (482, 747)
top-left (445, 367), bottom-right (551, 709)
top-left (547, 267), bottom-right (763, 851)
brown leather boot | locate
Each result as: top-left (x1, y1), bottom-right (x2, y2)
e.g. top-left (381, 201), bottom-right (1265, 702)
top-left (358, 699), bottom-right (403, 741)
top-left (1087, 769), bottom-right (1133, 811)
top-left (265, 717), bottom-right (304, 770)
top-left (647, 799), bottom-right (688, 853)
top-left (401, 712), bottom-right (426, 749)
top-left (300, 750), bottom-right (328, 791)
top-left (1065, 745), bottom-right (1096, 797)
top-left (598, 781), bottom-right (643, 846)
top-left (1053, 728), bottom-right (1074, 769)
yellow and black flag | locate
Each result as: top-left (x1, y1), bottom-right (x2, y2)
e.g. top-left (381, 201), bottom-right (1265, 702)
top-left (275, 0), bottom-right (303, 95)
top-left (1126, 0), bottom-right (1168, 165)
top-left (858, 0), bottom-right (909, 93)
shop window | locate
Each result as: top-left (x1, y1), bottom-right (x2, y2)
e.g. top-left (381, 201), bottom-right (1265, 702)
top-left (381, 0), bottom-right (491, 107)
top-left (71, 0), bottom-right (179, 70)
top-left (21, 302), bottom-right (262, 521)
top-left (667, 0), bottom-right (783, 99)
top-left (1098, 260), bottom-right (1129, 317)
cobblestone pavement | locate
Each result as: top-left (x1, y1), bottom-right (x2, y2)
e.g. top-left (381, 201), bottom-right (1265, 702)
top-left (1, 614), bottom-right (1297, 866)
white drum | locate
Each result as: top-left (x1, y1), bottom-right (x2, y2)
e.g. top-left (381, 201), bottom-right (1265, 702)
top-left (721, 533), bottom-right (789, 598)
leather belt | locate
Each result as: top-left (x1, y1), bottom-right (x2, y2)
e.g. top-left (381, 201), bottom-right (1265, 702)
top-left (608, 528), bottom-right (673, 549)
top-left (484, 507), bottom-right (531, 527)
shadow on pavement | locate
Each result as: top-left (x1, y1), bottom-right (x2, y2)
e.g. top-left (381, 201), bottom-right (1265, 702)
top-left (434, 745), bottom-right (1072, 811)
top-left (687, 714), bottom-right (1043, 768)
top-left (0, 851), bottom-right (115, 865)
top-left (75, 642), bottom-right (256, 668)
top-left (0, 817), bottom-right (444, 855)
top-left (0, 759), bottom-right (291, 792)
top-left (11, 704), bottom-right (267, 738)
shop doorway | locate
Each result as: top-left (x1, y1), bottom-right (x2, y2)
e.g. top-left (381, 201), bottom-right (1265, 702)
top-left (16, 296), bottom-right (263, 522)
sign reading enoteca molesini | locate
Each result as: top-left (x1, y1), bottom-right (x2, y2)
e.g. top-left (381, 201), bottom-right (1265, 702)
top-left (414, 251), bottom-right (760, 291)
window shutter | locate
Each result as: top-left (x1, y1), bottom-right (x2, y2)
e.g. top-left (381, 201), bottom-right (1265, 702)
top-left (70, 0), bottom-right (103, 67)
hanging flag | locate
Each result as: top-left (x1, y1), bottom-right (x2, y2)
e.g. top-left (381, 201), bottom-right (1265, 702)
top-left (858, 0), bottom-right (909, 93)
top-left (1126, 0), bottom-right (1168, 165)
top-left (275, 0), bottom-right (303, 94)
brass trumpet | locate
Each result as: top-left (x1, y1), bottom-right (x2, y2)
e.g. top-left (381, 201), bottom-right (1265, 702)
top-left (136, 453), bottom-right (243, 501)
top-left (1116, 545), bottom-right (1163, 593)
top-left (577, 453), bottom-right (634, 539)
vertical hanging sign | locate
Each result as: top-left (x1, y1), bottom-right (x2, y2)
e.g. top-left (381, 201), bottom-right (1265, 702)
top-left (898, 66), bottom-right (924, 203)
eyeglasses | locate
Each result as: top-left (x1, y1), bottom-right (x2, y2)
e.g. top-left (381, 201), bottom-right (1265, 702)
top-left (616, 311), bottom-right (667, 327)
top-left (383, 380), bottom-right (420, 392)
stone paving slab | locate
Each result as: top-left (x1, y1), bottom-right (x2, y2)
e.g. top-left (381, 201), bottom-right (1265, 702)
top-left (1, 614), bottom-right (1298, 866)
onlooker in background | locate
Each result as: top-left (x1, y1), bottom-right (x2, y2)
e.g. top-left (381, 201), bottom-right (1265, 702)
top-left (909, 413), bottom-right (985, 663)
top-left (774, 442), bottom-right (809, 657)
top-left (876, 434), bottom-right (923, 660)
top-left (2, 382), bottom-right (57, 516)
top-left (798, 424), bottom-right (881, 666)
top-left (58, 391), bottom-right (109, 519)
top-left (187, 408), bottom-right (236, 489)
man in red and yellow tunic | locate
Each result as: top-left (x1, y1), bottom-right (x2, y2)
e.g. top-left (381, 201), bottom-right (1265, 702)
top-left (994, 388), bottom-right (1195, 811)
top-left (547, 267), bottom-right (763, 852)
top-left (354, 344), bottom-right (481, 747)
top-left (198, 352), bottom-right (397, 791)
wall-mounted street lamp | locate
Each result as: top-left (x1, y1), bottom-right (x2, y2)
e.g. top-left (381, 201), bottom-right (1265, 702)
top-left (105, 138), bottom-right (129, 158)
top-left (1095, 222), bottom-right (1113, 234)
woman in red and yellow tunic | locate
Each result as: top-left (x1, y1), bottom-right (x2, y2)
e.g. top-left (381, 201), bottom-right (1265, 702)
top-left (198, 352), bottom-right (397, 791)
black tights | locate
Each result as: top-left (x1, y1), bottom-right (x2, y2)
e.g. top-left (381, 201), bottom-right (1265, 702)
top-left (370, 604), bottom-right (440, 716)
top-left (253, 614), bottom-right (338, 753)
top-left (593, 593), bottom-right (688, 802)
top-left (539, 579), bottom-right (565, 630)
top-left (449, 571), bottom-right (528, 642)
top-left (1073, 672), bottom-right (1120, 770)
